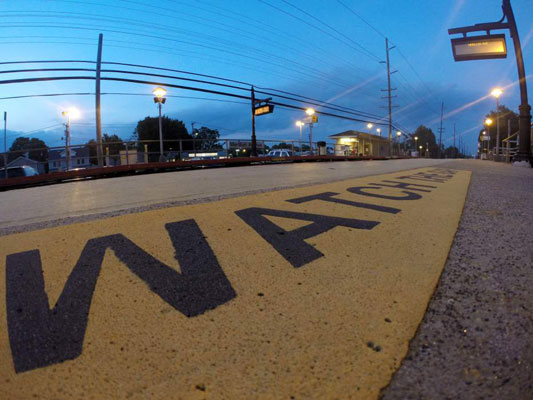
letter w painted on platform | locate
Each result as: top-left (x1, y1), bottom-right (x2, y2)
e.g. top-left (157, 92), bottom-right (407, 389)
top-left (6, 219), bottom-right (236, 373)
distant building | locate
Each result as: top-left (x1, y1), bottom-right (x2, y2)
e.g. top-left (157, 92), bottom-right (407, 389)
top-left (7, 155), bottom-right (46, 174)
top-left (48, 146), bottom-right (91, 172)
top-left (329, 130), bottom-right (391, 157)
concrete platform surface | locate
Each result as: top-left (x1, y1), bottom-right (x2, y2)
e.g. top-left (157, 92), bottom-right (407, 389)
top-left (0, 166), bottom-right (468, 399)
top-left (381, 160), bottom-right (533, 400)
top-left (0, 158), bottom-right (449, 233)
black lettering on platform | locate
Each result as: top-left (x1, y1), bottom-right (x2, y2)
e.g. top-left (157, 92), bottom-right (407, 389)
top-left (347, 185), bottom-right (422, 200)
top-left (286, 192), bottom-right (401, 214)
top-left (395, 172), bottom-right (451, 183)
top-left (235, 207), bottom-right (379, 268)
top-left (6, 219), bottom-right (236, 373)
top-left (368, 180), bottom-right (436, 192)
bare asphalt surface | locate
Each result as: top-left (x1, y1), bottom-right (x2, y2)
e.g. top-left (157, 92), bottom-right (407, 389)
top-left (381, 160), bottom-right (533, 400)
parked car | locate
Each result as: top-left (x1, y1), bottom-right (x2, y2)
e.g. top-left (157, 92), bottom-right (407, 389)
top-left (267, 150), bottom-right (293, 157)
top-left (0, 165), bottom-right (39, 179)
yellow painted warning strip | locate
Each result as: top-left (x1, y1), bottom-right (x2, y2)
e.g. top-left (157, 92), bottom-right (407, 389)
top-left (0, 167), bottom-right (470, 399)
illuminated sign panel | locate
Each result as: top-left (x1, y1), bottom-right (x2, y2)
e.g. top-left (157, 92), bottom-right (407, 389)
top-left (451, 34), bottom-right (507, 61)
top-left (254, 104), bottom-right (274, 116)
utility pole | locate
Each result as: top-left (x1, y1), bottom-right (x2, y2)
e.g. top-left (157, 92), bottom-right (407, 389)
top-left (383, 38), bottom-right (396, 157)
top-left (191, 121), bottom-right (196, 151)
top-left (453, 123), bottom-right (456, 158)
top-left (250, 86), bottom-right (257, 157)
top-left (438, 102), bottom-right (444, 158)
top-left (95, 33), bottom-right (104, 167)
top-left (64, 116), bottom-right (71, 171)
top-left (3, 112), bottom-right (7, 179)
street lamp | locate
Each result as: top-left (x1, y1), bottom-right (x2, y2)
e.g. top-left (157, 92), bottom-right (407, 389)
top-left (419, 145), bottom-right (423, 157)
top-left (153, 86), bottom-right (167, 162)
top-left (376, 128), bottom-right (381, 136)
top-left (296, 120), bottom-right (304, 150)
top-left (491, 88), bottom-right (503, 158)
top-left (61, 107), bottom-right (80, 171)
top-left (396, 131), bottom-right (402, 156)
top-left (483, 118), bottom-right (493, 158)
top-left (366, 123), bottom-right (373, 131)
top-left (414, 136), bottom-right (419, 156)
top-left (305, 108), bottom-right (315, 154)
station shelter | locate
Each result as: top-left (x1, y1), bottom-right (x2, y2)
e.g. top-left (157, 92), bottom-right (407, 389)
top-left (329, 130), bottom-right (391, 157)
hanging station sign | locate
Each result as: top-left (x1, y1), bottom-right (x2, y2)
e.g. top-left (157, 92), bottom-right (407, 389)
top-left (450, 34), bottom-right (507, 61)
top-left (254, 104), bottom-right (275, 116)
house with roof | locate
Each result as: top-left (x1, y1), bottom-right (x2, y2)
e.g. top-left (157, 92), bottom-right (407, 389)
top-left (7, 155), bottom-right (46, 174)
top-left (48, 146), bottom-right (92, 172)
top-left (328, 130), bottom-right (391, 157)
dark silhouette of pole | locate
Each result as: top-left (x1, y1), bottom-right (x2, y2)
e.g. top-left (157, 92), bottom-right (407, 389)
top-left (438, 102), bottom-right (444, 158)
top-left (95, 33), bottom-right (104, 167)
top-left (453, 123), bottom-right (456, 158)
top-left (251, 86), bottom-right (257, 157)
top-left (385, 38), bottom-right (393, 156)
top-left (3, 111), bottom-right (7, 179)
top-left (502, 0), bottom-right (532, 165)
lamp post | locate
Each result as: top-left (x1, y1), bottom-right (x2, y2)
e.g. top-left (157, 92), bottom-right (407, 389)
top-left (414, 136), bottom-right (419, 156)
top-left (153, 87), bottom-right (167, 162)
top-left (396, 131), bottom-right (401, 156)
top-left (61, 107), bottom-right (80, 171)
top-left (491, 88), bottom-right (503, 159)
top-left (482, 130), bottom-right (488, 158)
top-left (419, 145), bottom-right (423, 157)
top-left (296, 120), bottom-right (304, 153)
top-left (484, 118), bottom-right (493, 158)
top-left (306, 108), bottom-right (315, 155)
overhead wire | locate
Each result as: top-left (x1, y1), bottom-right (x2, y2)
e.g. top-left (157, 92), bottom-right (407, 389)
top-left (257, 0), bottom-right (380, 62)
top-left (279, 0), bottom-right (381, 61)
top-left (0, 12), bottom-right (359, 89)
top-left (0, 74), bottom-right (391, 126)
top-left (0, 61), bottom-right (385, 120)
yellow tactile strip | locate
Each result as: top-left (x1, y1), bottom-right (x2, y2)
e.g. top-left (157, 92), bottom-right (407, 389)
top-left (0, 167), bottom-right (470, 399)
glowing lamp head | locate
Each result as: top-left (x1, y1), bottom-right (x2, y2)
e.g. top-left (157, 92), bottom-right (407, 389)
top-left (485, 118), bottom-right (493, 126)
top-left (152, 87), bottom-right (167, 99)
top-left (491, 88), bottom-right (503, 98)
top-left (367, 123), bottom-right (373, 129)
top-left (305, 108), bottom-right (315, 116)
top-left (414, 136), bottom-right (418, 140)
top-left (397, 131), bottom-right (402, 137)
top-left (376, 128), bottom-right (381, 133)
top-left (296, 121), bottom-right (304, 127)
top-left (62, 107), bottom-right (80, 120)
top-left (419, 145), bottom-right (423, 149)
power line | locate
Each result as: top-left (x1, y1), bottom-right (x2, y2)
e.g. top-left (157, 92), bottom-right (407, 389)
top-left (257, 0), bottom-right (380, 62)
top-left (0, 16), bottom-right (357, 89)
top-left (0, 63), bottom-right (385, 120)
top-left (278, 0), bottom-right (381, 61)
top-left (336, 0), bottom-right (387, 39)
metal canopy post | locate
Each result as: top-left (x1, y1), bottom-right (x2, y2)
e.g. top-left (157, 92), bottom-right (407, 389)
top-left (448, 0), bottom-right (531, 166)
top-left (503, 0), bottom-right (532, 165)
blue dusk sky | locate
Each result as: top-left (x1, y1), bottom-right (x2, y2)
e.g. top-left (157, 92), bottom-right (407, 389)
top-left (0, 0), bottom-right (532, 155)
